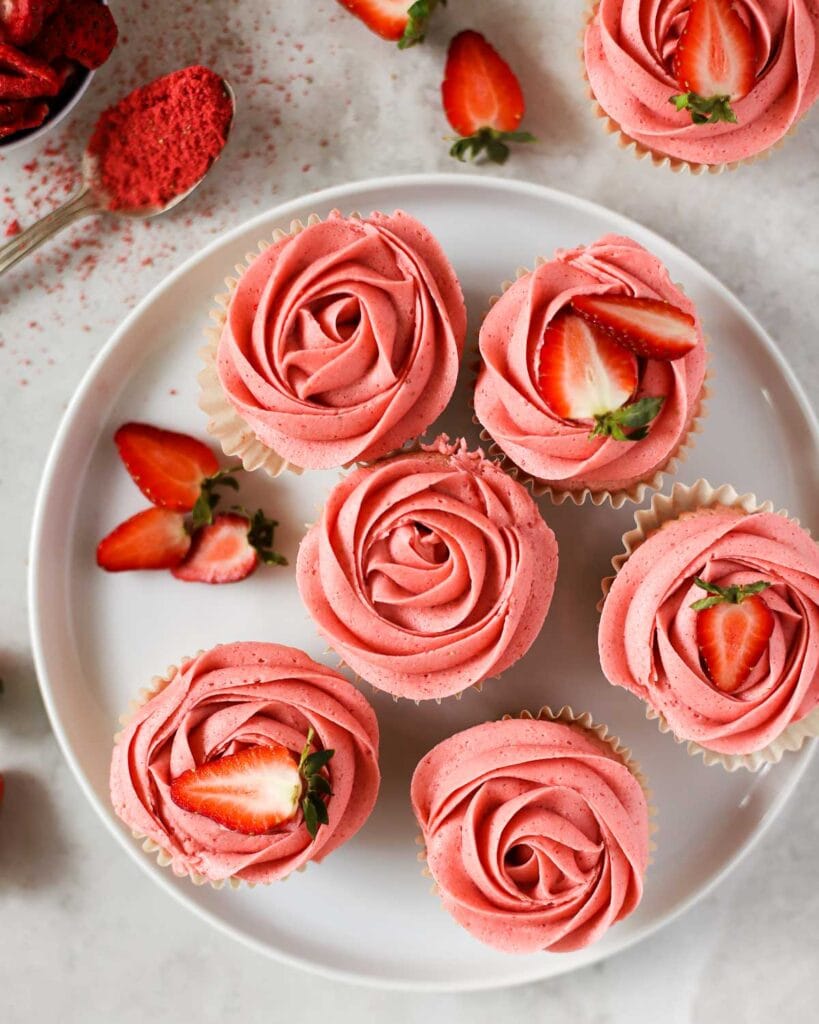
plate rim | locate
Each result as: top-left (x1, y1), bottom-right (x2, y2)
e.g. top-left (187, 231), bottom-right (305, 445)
top-left (28, 172), bottom-right (818, 992)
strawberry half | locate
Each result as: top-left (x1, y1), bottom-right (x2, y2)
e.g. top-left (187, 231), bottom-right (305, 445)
top-left (692, 578), bottom-right (774, 693)
top-left (0, 0), bottom-right (48, 47)
top-left (336, 0), bottom-right (441, 49)
top-left (0, 41), bottom-right (59, 99)
top-left (114, 423), bottom-right (227, 516)
top-left (442, 30), bottom-right (535, 164)
top-left (34, 0), bottom-right (118, 70)
top-left (571, 294), bottom-right (698, 361)
top-left (170, 745), bottom-right (303, 836)
top-left (172, 509), bottom-right (286, 584)
top-left (670, 0), bottom-right (756, 124)
top-left (96, 507), bottom-right (190, 572)
top-left (0, 96), bottom-right (47, 136)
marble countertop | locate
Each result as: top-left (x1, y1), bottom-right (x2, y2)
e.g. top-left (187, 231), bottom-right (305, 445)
top-left (1, 2), bottom-right (817, 1020)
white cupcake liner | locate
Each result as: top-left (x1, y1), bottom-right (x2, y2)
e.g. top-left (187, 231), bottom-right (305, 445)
top-left (113, 656), bottom-right (311, 889)
top-left (471, 264), bottom-right (710, 508)
top-left (599, 478), bottom-right (819, 772)
top-left (580, 1), bottom-right (797, 175)
top-left (416, 703), bottom-right (658, 888)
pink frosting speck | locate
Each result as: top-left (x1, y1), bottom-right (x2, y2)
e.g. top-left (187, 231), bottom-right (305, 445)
top-left (584, 0), bottom-right (819, 166)
top-left (599, 507), bottom-right (819, 754)
top-left (411, 718), bottom-right (649, 953)
top-left (109, 642), bottom-right (380, 883)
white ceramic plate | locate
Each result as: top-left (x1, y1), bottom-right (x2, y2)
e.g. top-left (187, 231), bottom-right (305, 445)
top-left (30, 175), bottom-right (818, 992)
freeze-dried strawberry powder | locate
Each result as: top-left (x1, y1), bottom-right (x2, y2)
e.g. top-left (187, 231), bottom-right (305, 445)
top-left (86, 65), bottom-right (233, 211)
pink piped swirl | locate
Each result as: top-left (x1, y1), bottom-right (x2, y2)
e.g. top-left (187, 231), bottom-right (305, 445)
top-left (599, 507), bottom-right (819, 754)
top-left (216, 209), bottom-right (466, 469)
top-left (584, 1), bottom-right (819, 166)
top-left (296, 437), bottom-right (558, 700)
top-left (109, 643), bottom-right (380, 883)
top-left (411, 718), bottom-right (650, 953)
top-left (474, 235), bottom-right (707, 496)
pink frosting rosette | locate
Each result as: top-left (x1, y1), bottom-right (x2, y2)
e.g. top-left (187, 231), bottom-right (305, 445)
top-left (599, 500), bottom-right (819, 763)
top-left (211, 209), bottom-right (466, 470)
top-left (109, 642), bottom-right (380, 884)
top-left (411, 715), bottom-right (650, 953)
top-left (584, 0), bottom-right (819, 168)
top-left (474, 235), bottom-right (707, 502)
top-left (296, 437), bottom-right (558, 701)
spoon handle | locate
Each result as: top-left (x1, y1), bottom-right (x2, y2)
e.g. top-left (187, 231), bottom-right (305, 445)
top-left (0, 186), bottom-right (100, 277)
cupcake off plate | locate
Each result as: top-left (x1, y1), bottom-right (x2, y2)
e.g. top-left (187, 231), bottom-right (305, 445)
top-left (30, 174), bottom-right (818, 992)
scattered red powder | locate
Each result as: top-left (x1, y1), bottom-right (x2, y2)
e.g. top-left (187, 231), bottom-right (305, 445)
top-left (86, 65), bottom-right (234, 212)
top-left (4, 219), bottom-right (21, 237)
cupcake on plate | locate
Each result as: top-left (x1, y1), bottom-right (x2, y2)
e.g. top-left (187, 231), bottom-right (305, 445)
top-left (109, 642), bottom-right (380, 885)
top-left (296, 436), bottom-right (558, 701)
top-left (583, 0), bottom-right (819, 172)
top-left (599, 480), bottom-right (819, 771)
top-left (474, 235), bottom-right (708, 506)
top-left (411, 708), bottom-right (652, 953)
top-left (200, 209), bottom-right (466, 475)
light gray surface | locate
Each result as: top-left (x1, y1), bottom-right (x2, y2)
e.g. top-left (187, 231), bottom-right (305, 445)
top-left (0, 1), bottom-right (817, 1020)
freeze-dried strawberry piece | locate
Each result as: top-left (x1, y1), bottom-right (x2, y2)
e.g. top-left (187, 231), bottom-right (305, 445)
top-left (0, 41), bottom-right (59, 99)
top-left (0, 96), bottom-right (48, 137)
top-left (35, 0), bottom-right (118, 69)
top-left (0, 0), bottom-right (48, 47)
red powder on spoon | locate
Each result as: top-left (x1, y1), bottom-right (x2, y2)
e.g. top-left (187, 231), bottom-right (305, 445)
top-left (86, 65), bottom-right (233, 212)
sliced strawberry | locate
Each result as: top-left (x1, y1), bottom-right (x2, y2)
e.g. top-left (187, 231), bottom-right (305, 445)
top-left (0, 0), bottom-right (47, 47)
top-left (97, 507), bottom-right (190, 572)
top-left (336, 0), bottom-right (441, 48)
top-left (0, 41), bottom-right (59, 99)
top-left (171, 509), bottom-right (286, 584)
top-left (442, 30), bottom-right (535, 163)
top-left (34, 0), bottom-right (118, 69)
top-left (170, 745), bottom-right (302, 835)
top-left (114, 423), bottom-right (221, 513)
top-left (692, 578), bottom-right (774, 693)
top-left (671, 0), bottom-right (756, 124)
top-left (0, 96), bottom-right (47, 136)
top-left (537, 311), bottom-right (638, 421)
top-left (571, 294), bottom-right (698, 361)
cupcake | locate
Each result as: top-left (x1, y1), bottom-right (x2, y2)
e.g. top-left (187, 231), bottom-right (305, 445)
top-left (599, 480), bottom-right (819, 770)
top-left (296, 436), bottom-right (558, 701)
top-left (200, 209), bottom-right (466, 474)
top-left (474, 235), bottom-right (708, 506)
top-left (411, 708), bottom-right (651, 953)
top-left (109, 642), bottom-right (380, 885)
top-left (583, 0), bottom-right (819, 172)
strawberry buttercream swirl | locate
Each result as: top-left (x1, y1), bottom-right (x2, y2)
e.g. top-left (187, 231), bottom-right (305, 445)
top-left (411, 718), bottom-right (649, 953)
top-left (109, 643), bottom-right (380, 883)
top-left (296, 438), bottom-right (558, 700)
top-left (584, 0), bottom-right (819, 165)
top-left (599, 507), bottom-right (819, 754)
top-left (216, 209), bottom-right (466, 469)
top-left (474, 235), bottom-right (707, 494)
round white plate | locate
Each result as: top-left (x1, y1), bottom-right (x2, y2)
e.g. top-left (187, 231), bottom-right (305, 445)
top-left (30, 174), bottom-right (818, 992)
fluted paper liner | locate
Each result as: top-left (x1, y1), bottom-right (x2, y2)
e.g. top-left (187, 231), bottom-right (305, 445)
top-left (416, 704), bottom-right (658, 892)
top-left (580, 1), bottom-right (797, 175)
top-left (113, 656), bottom-right (309, 889)
top-left (471, 261), bottom-right (709, 508)
top-left (599, 478), bottom-right (819, 772)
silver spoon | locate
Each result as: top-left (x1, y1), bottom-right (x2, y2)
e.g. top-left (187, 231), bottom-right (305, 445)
top-left (0, 81), bottom-right (235, 277)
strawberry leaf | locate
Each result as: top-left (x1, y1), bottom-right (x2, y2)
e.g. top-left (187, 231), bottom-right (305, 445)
top-left (590, 396), bottom-right (664, 442)
top-left (192, 466), bottom-right (242, 528)
top-left (449, 127), bottom-right (536, 165)
top-left (398, 0), bottom-right (444, 50)
top-left (691, 576), bottom-right (771, 610)
top-left (231, 505), bottom-right (288, 566)
top-left (298, 728), bottom-right (335, 840)
top-left (670, 91), bottom-right (738, 125)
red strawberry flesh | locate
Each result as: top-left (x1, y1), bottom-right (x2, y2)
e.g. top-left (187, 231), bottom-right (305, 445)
top-left (96, 507), bottom-right (190, 572)
top-left (172, 513), bottom-right (257, 584)
top-left (170, 745), bottom-right (302, 835)
top-left (674, 0), bottom-right (756, 101)
top-left (115, 422), bottom-right (220, 512)
top-left (536, 310), bottom-right (638, 421)
top-left (696, 594), bottom-right (774, 693)
top-left (0, 41), bottom-right (59, 99)
top-left (34, 0), bottom-right (118, 69)
top-left (0, 0), bottom-right (47, 47)
top-left (442, 30), bottom-right (525, 136)
top-left (571, 294), bottom-right (698, 361)
top-left (335, 0), bottom-right (408, 42)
